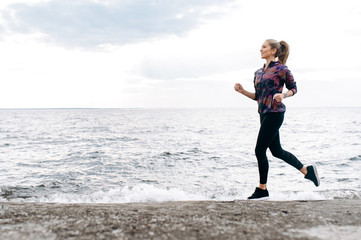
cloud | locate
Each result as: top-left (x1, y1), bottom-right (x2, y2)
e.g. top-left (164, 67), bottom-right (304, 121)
top-left (1, 0), bottom-right (236, 47)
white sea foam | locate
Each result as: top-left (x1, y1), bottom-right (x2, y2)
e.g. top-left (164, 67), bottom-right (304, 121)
top-left (4, 183), bottom-right (357, 203)
top-left (267, 191), bottom-right (329, 201)
top-left (14, 185), bottom-right (331, 203)
top-left (18, 184), bottom-right (207, 203)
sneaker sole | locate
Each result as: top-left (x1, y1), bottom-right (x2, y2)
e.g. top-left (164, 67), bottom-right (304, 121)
top-left (311, 164), bottom-right (320, 187)
top-left (247, 196), bottom-right (269, 201)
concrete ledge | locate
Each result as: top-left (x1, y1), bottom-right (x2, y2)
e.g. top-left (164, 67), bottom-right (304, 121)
top-left (1, 200), bottom-right (361, 239)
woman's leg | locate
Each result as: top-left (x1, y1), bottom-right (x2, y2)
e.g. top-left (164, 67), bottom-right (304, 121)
top-left (268, 134), bottom-right (320, 185)
top-left (252, 113), bottom-right (320, 194)
top-left (255, 113), bottom-right (284, 186)
top-left (268, 132), bottom-right (304, 170)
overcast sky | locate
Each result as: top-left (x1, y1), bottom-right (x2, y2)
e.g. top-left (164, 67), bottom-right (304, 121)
top-left (0, 0), bottom-right (360, 108)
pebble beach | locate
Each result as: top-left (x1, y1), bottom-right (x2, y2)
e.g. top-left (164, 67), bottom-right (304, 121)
top-left (1, 199), bottom-right (361, 239)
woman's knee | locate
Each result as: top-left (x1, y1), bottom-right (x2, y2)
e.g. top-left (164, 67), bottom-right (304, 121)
top-left (270, 148), bottom-right (283, 158)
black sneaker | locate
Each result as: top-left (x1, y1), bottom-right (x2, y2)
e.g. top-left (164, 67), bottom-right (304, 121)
top-left (247, 187), bottom-right (269, 200)
top-left (305, 165), bottom-right (320, 187)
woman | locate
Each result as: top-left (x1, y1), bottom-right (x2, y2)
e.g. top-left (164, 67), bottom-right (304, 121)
top-left (234, 39), bottom-right (320, 200)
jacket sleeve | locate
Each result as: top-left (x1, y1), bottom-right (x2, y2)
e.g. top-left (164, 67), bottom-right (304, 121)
top-left (253, 74), bottom-right (258, 101)
top-left (282, 67), bottom-right (297, 95)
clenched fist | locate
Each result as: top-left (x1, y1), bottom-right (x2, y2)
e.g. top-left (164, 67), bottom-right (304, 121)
top-left (273, 93), bottom-right (284, 102)
top-left (234, 83), bottom-right (244, 93)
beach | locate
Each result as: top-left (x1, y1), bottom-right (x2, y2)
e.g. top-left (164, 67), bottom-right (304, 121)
top-left (1, 199), bottom-right (361, 239)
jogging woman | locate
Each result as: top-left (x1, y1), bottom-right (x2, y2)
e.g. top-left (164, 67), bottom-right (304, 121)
top-left (234, 39), bottom-right (320, 200)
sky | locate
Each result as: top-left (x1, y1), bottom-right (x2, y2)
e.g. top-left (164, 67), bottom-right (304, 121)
top-left (0, 0), bottom-right (360, 108)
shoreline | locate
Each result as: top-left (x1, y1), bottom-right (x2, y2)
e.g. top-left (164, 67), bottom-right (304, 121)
top-left (1, 199), bottom-right (361, 239)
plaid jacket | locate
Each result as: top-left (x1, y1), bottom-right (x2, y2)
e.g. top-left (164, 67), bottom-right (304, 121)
top-left (253, 61), bottom-right (297, 114)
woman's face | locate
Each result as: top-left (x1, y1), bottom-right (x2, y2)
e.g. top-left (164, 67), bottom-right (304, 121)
top-left (260, 41), bottom-right (276, 59)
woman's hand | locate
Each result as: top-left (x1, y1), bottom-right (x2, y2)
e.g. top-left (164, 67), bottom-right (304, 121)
top-left (273, 93), bottom-right (284, 102)
top-left (234, 83), bottom-right (256, 100)
top-left (234, 83), bottom-right (244, 93)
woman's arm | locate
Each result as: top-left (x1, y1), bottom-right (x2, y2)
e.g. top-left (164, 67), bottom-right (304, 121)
top-left (273, 67), bottom-right (297, 102)
top-left (234, 83), bottom-right (256, 100)
top-left (273, 89), bottom-right (294, 102)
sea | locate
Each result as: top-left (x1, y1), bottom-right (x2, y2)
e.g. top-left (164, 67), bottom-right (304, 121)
top-left (0, 108), bottom-right (360, 203)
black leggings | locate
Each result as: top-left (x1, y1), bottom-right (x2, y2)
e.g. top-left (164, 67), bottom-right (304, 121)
top-left (255, 112), bottom-right (303, 184)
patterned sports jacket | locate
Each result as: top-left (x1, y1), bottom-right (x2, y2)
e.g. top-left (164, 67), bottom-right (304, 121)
top-left (253, 61), bottom-right (297, 114)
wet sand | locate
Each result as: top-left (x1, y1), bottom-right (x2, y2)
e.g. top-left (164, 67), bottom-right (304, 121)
top-left (1, 199), bottom-right (361, 239)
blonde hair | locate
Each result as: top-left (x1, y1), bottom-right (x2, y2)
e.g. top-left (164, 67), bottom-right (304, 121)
top-left (266, 39), bottom-right (290, 65)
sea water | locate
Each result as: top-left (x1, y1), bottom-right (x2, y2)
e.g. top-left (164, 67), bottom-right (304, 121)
top-left (0, 108), bottom-right (360, 203)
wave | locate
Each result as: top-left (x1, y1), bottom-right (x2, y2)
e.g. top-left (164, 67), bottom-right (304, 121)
top-left (349, 155), bottom-right (361, 161)
top-left (160, 148), bottom-right (209, 157)
top-left (2, 184), bottom-right (207, 203)
top-left (2, 184), bottom-right (359, 203)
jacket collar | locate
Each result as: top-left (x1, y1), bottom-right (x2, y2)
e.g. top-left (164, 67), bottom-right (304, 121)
top-left (263, 61), bottom-right (279, 70)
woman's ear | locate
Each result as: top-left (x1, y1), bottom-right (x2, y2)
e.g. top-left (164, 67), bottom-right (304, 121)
top-left (272, 48), bottom-right (277, 56)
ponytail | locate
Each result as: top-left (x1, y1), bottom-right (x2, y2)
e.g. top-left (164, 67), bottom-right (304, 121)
top-left (278, 41), bottom-right (289, 65)
top-left (266, 39), bottom-right (290, 65)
